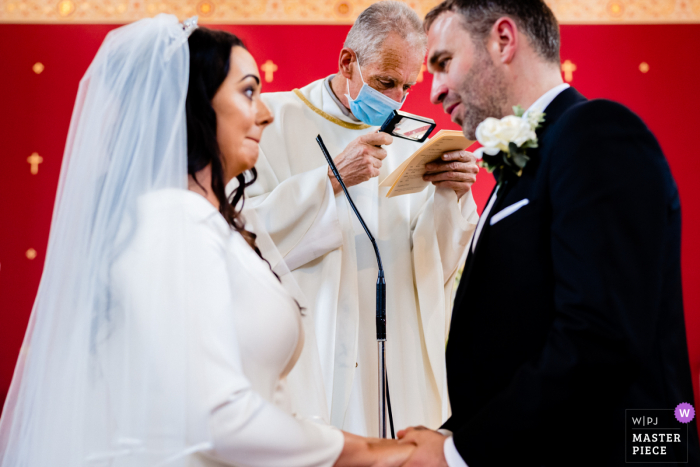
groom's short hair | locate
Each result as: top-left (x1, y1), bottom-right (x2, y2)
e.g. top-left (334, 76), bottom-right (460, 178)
top-left (424, 0), bottom-right (561, 64)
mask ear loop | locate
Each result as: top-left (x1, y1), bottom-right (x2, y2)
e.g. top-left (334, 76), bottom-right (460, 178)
top-left (355, 54), bottom-right (366, 83)
top-left (346, 52), bottom-right (365, 102)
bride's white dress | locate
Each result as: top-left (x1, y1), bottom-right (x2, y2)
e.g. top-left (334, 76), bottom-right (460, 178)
top-left (111, 188), bottom-right (344, 467)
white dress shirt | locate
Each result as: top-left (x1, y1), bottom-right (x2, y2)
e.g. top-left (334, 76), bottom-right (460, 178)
top-left (445, 82), bottom-right (570, 467)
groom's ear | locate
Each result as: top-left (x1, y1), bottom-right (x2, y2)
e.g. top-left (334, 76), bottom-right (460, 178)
top-left (489, 17), bottom-right (518, 65)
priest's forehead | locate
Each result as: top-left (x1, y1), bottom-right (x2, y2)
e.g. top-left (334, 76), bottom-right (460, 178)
top-left (360, 33), bottom-right (423, 87)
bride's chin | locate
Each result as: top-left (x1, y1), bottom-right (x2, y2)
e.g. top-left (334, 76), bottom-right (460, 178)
top-left (240, 150), bottom-right (259, 173)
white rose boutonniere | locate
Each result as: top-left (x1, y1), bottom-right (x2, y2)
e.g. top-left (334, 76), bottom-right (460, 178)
top-left (473, 105), bottom-right (545, 184)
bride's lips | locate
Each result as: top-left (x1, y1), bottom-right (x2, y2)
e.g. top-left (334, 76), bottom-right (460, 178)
top-left (246, 137), bottom-right (260, 143)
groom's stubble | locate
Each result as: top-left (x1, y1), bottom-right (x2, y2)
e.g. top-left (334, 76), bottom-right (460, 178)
top-left (457, 44), bottom-right (509, 140)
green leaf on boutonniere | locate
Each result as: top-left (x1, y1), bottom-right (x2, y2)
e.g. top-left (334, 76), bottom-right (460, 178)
top-left (513, 152), bottom-right (530, 169)
top-left (513, 105), bottom-right (525, 118)
top-left (480, 152), bottom-right (500, 173)
top-left (507, 143), bottom-right (526, 170)
top-left (502, 152), bottom-right (514, 169)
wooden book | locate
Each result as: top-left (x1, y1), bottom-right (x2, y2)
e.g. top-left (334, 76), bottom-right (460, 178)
top-left (379, 130), bottom-right (474, 198)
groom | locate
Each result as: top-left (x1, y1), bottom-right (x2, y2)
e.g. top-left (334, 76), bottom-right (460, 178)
top-left (398, 0), bottom-right (700, 465)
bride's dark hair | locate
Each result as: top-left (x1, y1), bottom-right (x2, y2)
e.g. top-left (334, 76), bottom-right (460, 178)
top-left (186, 27), bottom-right (261, 254)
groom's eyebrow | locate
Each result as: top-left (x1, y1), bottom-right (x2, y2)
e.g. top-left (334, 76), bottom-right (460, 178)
top-left (239, 74), bottom-right (260, 84)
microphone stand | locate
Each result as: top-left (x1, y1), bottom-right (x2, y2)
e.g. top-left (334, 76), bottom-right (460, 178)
top-left (316, 135), bottom-right (395, 439)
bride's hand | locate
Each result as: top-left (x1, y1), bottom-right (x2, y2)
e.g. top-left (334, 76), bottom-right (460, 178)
top-left (333, 432), bottom-right (415, 467)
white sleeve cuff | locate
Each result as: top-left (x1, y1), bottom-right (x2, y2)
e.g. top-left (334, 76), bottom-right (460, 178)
top-left (443, 436), bottom-right (468, 467)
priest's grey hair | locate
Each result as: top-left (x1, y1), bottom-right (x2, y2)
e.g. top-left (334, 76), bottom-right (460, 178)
top-left (344, 1), bottom-right (427, 66)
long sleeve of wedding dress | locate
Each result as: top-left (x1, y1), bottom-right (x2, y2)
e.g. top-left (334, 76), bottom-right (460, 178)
top-left (112, 189), bottom-right (344, 467)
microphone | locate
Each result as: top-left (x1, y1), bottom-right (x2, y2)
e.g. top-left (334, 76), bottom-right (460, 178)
top-left (316, 135), bottom-right (394, 438)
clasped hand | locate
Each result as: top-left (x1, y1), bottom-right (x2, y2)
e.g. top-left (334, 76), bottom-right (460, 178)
top-left (396, 426), bottom-right (449, 467)
top-left (335, 427), bottom-right (448, 467)
top-left (329, 132), bottom-right (479, 200)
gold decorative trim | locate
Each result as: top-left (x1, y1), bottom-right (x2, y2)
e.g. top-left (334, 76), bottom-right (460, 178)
top-left (293, 89), bottom-right (371, 131)
top-left (1, 0), bottom-right (700, 24)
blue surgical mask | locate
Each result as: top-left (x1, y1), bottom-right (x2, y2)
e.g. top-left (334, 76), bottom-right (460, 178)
top-left (345, 61), bottom-right (406, 126)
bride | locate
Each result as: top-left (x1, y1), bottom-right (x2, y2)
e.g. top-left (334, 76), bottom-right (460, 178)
top-left (0, 15), bottom-right (413, 467)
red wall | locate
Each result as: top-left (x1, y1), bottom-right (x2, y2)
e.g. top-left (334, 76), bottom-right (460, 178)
top-left (1, 23), bottom-right (699, 414)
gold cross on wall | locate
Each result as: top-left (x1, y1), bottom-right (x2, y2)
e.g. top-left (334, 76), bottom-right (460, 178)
top-left (561, 60), bottom-right (577, 83)
top-left (260, 60), bottom-right (278, 83)
top-left (27, 153), bottom-right (43, 174)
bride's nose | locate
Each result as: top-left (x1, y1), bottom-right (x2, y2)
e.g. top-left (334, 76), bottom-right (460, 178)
top-left (256, 99), bottom-right (274, 127)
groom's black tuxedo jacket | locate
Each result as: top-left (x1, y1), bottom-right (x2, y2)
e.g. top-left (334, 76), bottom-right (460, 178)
top-left (444, 87), bottom-right (699, 466)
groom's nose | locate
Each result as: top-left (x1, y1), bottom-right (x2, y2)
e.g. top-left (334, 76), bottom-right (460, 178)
top-left (430, 79), bottom-right (448, 105)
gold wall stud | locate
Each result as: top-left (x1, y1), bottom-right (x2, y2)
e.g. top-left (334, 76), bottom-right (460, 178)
top-left (57, 0), bottom-right (75, 16)
top-left (561, 59), bottom-right (577, 82)
top-left (334, 0), bottom-right (352, 18)
top-left (26, 248), bottom-right (37, 260)
top-left (639, 62), bottom-right (650, 73)
top-left (32, 62), bottom-right (45, 74)
top-left (607, 1), bottom-right (625, 17)
top-left (27, 153), bottom-right (43, 175)
top-left (261, 60), bottom-right (278, 83)
top-left (197, 1), bottom-right (214, 16)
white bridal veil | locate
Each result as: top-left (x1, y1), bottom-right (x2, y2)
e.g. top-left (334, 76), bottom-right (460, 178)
top-left (0, 14), bottom-right (205, 466)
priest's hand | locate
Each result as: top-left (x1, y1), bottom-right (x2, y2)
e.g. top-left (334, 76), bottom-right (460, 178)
top-left (397, 426), bottom-right (449, 467)
top-left (329, 132), bottom-right (393, 195)
top-left (423, 150), bottom-right (479, 200)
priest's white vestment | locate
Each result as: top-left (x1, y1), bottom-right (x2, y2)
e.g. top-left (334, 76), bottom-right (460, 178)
top-left (246, 77), bottom-right (479, 436)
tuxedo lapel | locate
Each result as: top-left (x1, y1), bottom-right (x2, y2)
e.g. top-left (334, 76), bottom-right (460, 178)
top-left (460, 180), bottom-right (509, 279)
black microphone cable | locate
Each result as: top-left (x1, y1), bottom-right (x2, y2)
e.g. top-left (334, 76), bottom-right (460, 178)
top-left (316, 135), bottom-right (395, 439)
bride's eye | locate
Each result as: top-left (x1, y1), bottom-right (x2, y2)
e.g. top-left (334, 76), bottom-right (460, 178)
top-left (244, 87), bottom-right (255, 99)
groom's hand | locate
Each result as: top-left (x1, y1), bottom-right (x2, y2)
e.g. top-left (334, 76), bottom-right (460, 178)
top-left (397, 426), bottom-right (448, 467)
top-left (423, 150), bottom-right (479, 200)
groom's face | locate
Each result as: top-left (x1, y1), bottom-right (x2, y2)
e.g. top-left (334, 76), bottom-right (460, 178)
top-left (428, 12), bottom-right (508, 139)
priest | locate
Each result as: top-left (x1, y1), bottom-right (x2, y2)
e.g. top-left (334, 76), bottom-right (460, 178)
top-left (246, 1), bottom-right (480, 437)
